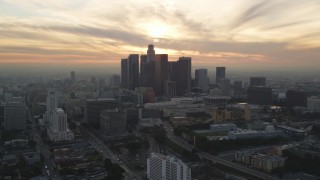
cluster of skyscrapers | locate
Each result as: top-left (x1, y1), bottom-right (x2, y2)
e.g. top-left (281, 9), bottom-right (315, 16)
top-left (121, 45), bottom-right (191, 97)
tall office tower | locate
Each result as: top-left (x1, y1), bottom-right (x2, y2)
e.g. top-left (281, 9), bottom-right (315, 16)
top-left (247, 87), bottom-right (272, 105)
top-left (128, 54), bottom-right (139, 90)
top-left (0, 104), bottom-right (4, 129)
top-left (43, 89), bottom-right (59, 125)
top-left (140, 54), bottom-right (154, 88)
top-left (70, 71), bottom-right (75, 82)
top-left (147, 44), bottom-right (155, 62)
top-left (216, 67), bottom-right (226, 83)
top-left (147, 153), bottom-right (191, 180)
top-left (164, 81), bottom-right (176, 97)
top-left (250, 77), bottom-right (266, 87)
top-left (234, 81), bottom-right (243, 91)
top-left (47, 108), bottom-right (74, 142)
top-left (4, 102), bottom-right (26, 131)
top-left (170, 57), bottom-right (191, 96)
top-left (100, 109), bottom-right (126, 136)
top-left (154, 54), bottom-right (168, 96)
top-left (195, 69), bottom-right (209, 92)
top-left (109, 74), bottom-right (120, 87)
top-left (84, 98), bottom-right (118, 128)
top-left (220, 79), bottom-right (231, 96)
top-left (286, 90), bottom-right (308, 108)
top-left (121, 58), bottom-right (128, 89)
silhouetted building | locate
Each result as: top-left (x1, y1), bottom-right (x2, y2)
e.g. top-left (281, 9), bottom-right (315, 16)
top-left (216, 67), bottom-right (226, 83)
top-left (164, 81), bottom-right (176, 97)
top-left (147, 44), bottom-right (155, 62)
top-left (250, 77), bottom-right (266, 87)
top-left (4, 102), bottom-right (26, 131)
top-left (195, 69), bottom-right (209, 92)
top-left (121, 58), bottom-right (128, 89)
top-left (70, 71), bottom-right (75, 82)
top-left (154, 54), bottom-right (168, 96)
top-left (247, 87), bottom-right (272, 105)
top-left (84, 98), bottom-right (118, 128)
top-left (286, 90), bottom-right (307, 107)
top-left (128, 54), bottom-right (139, 90)
top-left (220, 79), bottom-right (231, 96)
top-left (140, 54), bottom-right (151, 87)
top-left (170, 57), bottom-right (191, 96)
top-left (100, 109), bottom-right (126, 136)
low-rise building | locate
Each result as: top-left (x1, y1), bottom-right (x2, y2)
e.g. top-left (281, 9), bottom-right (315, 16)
top-left (228, 125), bottom-right (284, 140)
top-left (235, 151), bottom-right (286, 172)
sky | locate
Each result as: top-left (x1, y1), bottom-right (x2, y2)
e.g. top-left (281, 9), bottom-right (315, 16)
top-left (0, 0), bottom-right (320, 74)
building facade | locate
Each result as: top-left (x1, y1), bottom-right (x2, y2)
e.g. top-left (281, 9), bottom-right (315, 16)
top-left (147, 153), bottom-right (191, 180)
top-left (195, 69), bottom-right (209, 92)
top-left (4, 102), bottom-right (26, 131)
top-left (100, 109), bottom-right (126, 136)
top-left (47, 108), bottom-right (74, 142)
top-left (216, 67), bottom-right (226, 83)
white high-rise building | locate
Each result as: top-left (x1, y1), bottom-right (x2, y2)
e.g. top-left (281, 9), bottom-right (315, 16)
top-left (147, 153), bottom-right (191, 180)
top-left (43, 89), bottom-right (58, 125)
top-left (195, 69), bottom-right (209, 92)
top-left (47, 108), bottom-right (74, 142)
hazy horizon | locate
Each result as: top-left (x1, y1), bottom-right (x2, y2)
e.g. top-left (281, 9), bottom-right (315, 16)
top-left (1, 0), bottom-right (320, 73)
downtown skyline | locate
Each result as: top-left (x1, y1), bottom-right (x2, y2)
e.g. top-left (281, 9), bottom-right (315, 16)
top-left (0, 0), bottom-right (320, 73)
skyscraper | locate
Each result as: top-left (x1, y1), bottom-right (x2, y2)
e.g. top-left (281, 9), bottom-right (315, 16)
top-left (147, 44), bottom-right (155, 62)
top-left (154, 54), bottom-right (168, 96)
top-left (250, 77), bottom-right (266, 87)
top-left (70, 71), bottom-right (75, 82)
top-left (216, 67), bottom-right (226, 83)
top-left (140, 54), bottom-right (154, 88)
top-left (4, 102), bottom-right (26, 131)
top-left (195, 69), bottom-right (209, 92)
top-left (121, 58), bottom-right (128, 89)
top-left (172, 57), bottom-right (191, 96)
top-left (147, 153), bottom-right (191, 180)
top-left (43, 89), bottom-right (58, 125)
top-left (220, 79), bottom-right (231, 96)
top-left (128, 54), bottom-right (139, 90)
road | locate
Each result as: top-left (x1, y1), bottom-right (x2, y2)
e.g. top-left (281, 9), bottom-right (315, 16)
top-left (28, 107), bottom-right (60, 179)
top-left (163, 122), bottom-right (194, 152)
top-left (82, 128), bottom-right (143, 180)
top-left (198, 152), bottom-right (280, 180)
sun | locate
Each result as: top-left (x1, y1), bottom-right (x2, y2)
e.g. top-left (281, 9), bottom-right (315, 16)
top-left (144, 21), bottom-right (175, 39)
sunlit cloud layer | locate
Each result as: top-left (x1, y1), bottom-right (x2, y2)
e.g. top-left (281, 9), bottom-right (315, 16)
top-left (0, 0), bottom-right (320, 71)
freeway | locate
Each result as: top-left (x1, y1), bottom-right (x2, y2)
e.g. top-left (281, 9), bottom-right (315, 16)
top-left (28, 108), bottom-right (60, 179)
top-left (82, 128), bottom-right (143, 180)
top-left (162, 121), bottom-right (280, 180)
top-left (198, 152), bottom-right (280, 180)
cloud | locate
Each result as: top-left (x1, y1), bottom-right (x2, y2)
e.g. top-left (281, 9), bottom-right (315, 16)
top-left (231, 1), bottom-right (270, 30)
